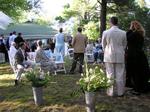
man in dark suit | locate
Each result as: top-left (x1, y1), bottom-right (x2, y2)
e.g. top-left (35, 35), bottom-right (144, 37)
top-left (14, 33), bottom-right (25, 49)
top-left (14, 42), bottom-right (32, 86)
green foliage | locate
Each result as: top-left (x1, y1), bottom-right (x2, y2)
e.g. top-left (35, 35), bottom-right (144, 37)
top-left (62, 3), bottom-right (79, 20)
top-left (83, 21), bottom-right (100, 40)
top-left (0, 0), bottom-right (28, 19)
top-left (117, 2), bottom-right (150, 38)
top-left (55, 16), bottom-right (66, 23)
top-left (25, 68), bottom-right (50, 87)
top-left (0, 0), bottom-right (41, 20)
top-left (34, 18), bottom-right (49, 25)
top-left (63, 10), bottom-right (79, 20)
top-left (78, 63), bottom-right (112, 92)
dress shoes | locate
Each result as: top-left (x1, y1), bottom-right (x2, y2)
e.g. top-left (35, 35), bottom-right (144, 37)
top-left (14, 80), bottom-right (18, 86)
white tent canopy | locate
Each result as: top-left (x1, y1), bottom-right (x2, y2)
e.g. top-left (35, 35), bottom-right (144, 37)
top-left (0, 11), bottom-right (13, 30)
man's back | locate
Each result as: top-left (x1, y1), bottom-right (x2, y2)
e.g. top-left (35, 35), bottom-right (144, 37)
top-left (72, 33), bottom-right (87, 53)
top-left (102, 26), bottom-right (126, 63)
top-left (15, 36), bottom-right (24, 44)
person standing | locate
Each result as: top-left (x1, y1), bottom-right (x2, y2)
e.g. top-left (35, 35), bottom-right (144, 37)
top-left (48, 38), bottom-right (55, 53)
top-left (9, 42), bottom-right (17, 74)
top-left (0, 34), bottom-right (9, 62)
top-left (70, 27), bottom-right (87, 74)
top-left (54, 28), bottom-right (65, 55)
top-left (102, 17), bottom-right (127, 96)
top-left (126, 21), bottom-right (150, 95)
top-left (6, 33), bottom-right (12, 50)
top-left (31, 41), bottom-right (37, 52)
top-left (14, 33), bottom-right (25, 49)
top-left (9, 31), bottom-right (17, 47)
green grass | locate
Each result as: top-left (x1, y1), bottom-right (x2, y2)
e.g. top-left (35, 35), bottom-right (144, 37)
top-left (0, 63), bottom-right (150, 112)
top-left (0, 73), bottom-right (86, 112)
top-left (0, 63), bottom-right (86, 112)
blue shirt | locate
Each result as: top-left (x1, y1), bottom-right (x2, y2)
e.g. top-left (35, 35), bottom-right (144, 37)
top-left (55, 33), bottom-right (65, 46)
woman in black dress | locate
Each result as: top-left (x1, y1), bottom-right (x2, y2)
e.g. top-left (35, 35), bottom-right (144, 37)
top-left (126, 21), bottom-right (150, 94)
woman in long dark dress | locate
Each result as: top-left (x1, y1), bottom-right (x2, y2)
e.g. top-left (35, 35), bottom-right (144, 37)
top-left (126, 21), bottom-right (150, 94)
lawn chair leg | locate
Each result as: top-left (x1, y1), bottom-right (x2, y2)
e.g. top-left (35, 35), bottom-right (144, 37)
top-left (54, 71), bottom-right (57, 75)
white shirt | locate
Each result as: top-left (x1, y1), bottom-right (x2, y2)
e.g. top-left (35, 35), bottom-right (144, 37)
top-left (9, 34), bottom-right (16, 46)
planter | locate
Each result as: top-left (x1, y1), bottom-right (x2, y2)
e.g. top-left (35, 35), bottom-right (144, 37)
top-left (32, 87), bottom-right (43, 105)
top-left (85, 91), bottom-right (96, 112)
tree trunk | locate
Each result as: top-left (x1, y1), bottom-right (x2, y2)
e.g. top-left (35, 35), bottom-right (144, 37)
top-left (100, 0), bottom-right (107, 38)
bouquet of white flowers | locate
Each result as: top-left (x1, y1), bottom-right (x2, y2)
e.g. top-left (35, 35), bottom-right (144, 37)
top-left (78, 63), bottom-right (112, 92)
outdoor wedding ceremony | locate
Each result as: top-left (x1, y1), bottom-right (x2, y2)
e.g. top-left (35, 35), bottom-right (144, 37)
top-left (0, 0), bottom-right (150, 112)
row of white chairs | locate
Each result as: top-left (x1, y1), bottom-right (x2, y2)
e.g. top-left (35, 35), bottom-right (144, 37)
top-left (67, 48), bottom-right (95, 63)
top-left (27, 50), bottom-right (66, 74)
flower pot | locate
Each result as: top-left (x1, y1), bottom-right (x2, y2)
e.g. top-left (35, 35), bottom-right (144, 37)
top-left (85, 91), bottom-right (96, 112)
top-left (32, 87), bottom-right (43, 106)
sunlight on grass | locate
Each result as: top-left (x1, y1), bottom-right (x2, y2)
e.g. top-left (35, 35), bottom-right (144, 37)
top-left (0, 63), bottom-right (13, 75)
top-left (0, 74), bottom-right (15, 87)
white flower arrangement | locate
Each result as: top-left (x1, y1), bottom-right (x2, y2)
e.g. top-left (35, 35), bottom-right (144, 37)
top-left (78, 63), bottom-right (112, 92)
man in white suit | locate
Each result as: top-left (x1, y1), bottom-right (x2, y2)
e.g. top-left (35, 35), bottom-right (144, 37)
top-left (102, 17), bottom-right (127, 97)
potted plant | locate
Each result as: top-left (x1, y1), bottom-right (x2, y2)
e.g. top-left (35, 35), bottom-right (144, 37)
top-left (77, 63), bottom-right (112, 112)
top-left (25, 68), bottom-right (50, 106)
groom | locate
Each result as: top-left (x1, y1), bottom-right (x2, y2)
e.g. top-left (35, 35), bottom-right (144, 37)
top-left (102, 17), bottom-right (127, 97)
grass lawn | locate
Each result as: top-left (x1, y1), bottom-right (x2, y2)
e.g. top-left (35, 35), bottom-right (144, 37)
top-left (0, 63), bottom-right (150, 112)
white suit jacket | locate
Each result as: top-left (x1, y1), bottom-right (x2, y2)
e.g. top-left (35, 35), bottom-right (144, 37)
top-left (102, 26), bottom-right (127, 63)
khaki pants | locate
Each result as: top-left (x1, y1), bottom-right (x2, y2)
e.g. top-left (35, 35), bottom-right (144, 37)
top-left (105, 63), bottom-right (125, 96)
top-left (16, 61), bottom-right (34, 81)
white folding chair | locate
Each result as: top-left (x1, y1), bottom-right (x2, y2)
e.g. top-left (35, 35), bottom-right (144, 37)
top-left (27, 52), bottom-right (41, 69)
top-left (27, 52), bottom-right (36, 62)
top-left (85, 50), bottom-right (94, 63)
top-left (68, 48), bottom-right (74, 59)
top-left (53, 52), bottom-right (66, 74)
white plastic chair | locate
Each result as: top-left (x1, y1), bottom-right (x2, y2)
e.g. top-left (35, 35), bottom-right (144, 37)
top-left (27, 52), bottom-right (41, 69)
top-left (68, 48), bottom-right (74, 59)
top-left (85, 50), bottom-right (94, 63)
top-left (53, 52), bottom-right (66, 74)
top-left (27, 52), bottom-right (36, 62)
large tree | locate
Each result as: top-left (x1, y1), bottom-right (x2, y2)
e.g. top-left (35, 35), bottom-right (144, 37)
top-left (97, 0), bottom-right (146, 37)
top-left (56, 0), bottom-right (149, 39)
top-left (97, 0), bottom-right (130, 37)
top-left (55, 0), bottom-right (98, 25)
